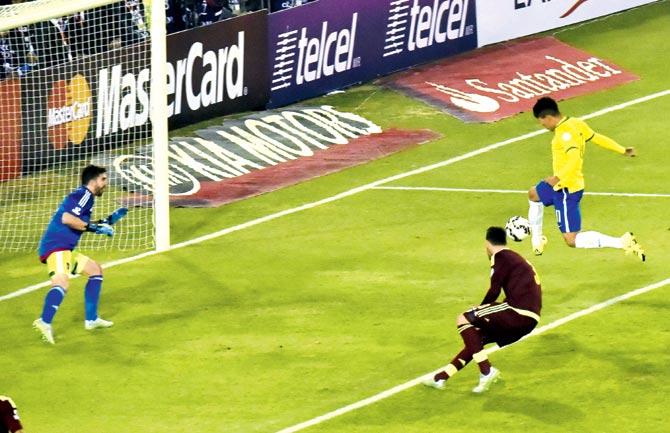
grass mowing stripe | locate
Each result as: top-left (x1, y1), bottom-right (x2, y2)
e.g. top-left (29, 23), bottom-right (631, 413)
top-left (275, 277), bottom-right (670, 433)
top-left (2, 89), bottom-right (668, 303)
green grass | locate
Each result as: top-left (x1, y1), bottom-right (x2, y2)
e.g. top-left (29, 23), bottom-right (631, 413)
top-left (2, 3), bottom-right (669, 432)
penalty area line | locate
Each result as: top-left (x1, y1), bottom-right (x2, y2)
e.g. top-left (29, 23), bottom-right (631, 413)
top-left (1, 89), bottom-right (669, 303)
top-left (372, 186), bottom-right (670, 198)
top-left (274, 277), bottom-right (670, 433)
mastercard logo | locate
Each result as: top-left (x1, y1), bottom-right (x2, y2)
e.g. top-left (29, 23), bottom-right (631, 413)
top-left (47, 74), bottom-right (92, 149)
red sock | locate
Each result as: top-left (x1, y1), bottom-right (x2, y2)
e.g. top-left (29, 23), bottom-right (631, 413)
top-left (433, 347), bottom-right (473, 381)
top-left (459, 325), bottom-right (490, 374)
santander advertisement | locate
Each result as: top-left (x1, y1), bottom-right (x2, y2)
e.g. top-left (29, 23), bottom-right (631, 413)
top-left (477, 0), bottom-right (659, 47)
top-left (268, 0), bottom-right (478, 107)
top-left (384, 37), bottom-right (639, 122)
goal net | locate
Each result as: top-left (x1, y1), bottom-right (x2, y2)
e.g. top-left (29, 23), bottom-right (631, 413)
top-left (0, 0), bottom-right (169, 252)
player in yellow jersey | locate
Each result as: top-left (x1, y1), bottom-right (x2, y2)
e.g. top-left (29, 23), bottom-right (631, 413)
top-left (527, 97), bottom-right (645, 261)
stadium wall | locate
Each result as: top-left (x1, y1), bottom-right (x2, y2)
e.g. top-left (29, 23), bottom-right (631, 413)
top-left (1, 1), bottom-right (661, 181)
top-left (267, 0), bottom-right (478, 107)
top-left (2, 11), bottom-right (269, 179)
top-left (166, 11), bottom-right (269, 128)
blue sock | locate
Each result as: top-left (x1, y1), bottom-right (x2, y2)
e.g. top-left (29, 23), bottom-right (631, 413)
top-left (84, 275), bottom-right (103, 321)
top-left (41, 286), bottom-right (66, 324)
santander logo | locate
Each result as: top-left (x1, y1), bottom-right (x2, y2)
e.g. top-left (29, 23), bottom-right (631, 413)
top-left (423, 54), bottom-right (624, 116)
top-left (385, 38), bottom-right (639, 122)
top-left (426, 82), bottom-right (500, 113)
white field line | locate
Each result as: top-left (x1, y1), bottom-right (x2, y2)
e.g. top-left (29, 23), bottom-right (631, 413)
top-left (275, 277), bottom-right (670, 433)
top-left (1, 89), bottom-right (669, 303)
top-left (373, 186), bottom-right (670, 198)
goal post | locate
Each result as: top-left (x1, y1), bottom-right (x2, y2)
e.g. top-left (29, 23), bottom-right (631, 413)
top-left (148, 0), bottom-right (170, 252)
top-left (0, 0), bottom-right (170, 252)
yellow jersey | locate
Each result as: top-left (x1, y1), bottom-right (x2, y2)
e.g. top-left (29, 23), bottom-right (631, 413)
top-left (552, 117), bottom-right (626, 192)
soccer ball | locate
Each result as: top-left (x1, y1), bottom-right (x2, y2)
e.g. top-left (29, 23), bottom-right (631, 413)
top-left (505, 216), bottom-right (531, 242)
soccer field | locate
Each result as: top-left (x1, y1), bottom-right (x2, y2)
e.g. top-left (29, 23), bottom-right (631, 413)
top-left (2, 3), bottom-right (670, 432)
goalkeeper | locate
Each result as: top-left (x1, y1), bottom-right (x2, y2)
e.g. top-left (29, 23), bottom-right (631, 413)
top-left (33, 165), bottom-right (127, 344)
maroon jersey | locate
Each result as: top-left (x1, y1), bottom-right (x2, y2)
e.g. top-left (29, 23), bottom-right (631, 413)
top-left (481, 249), bottom-right (542, 317)
top-left (0, 396), bottom-right (22, 433)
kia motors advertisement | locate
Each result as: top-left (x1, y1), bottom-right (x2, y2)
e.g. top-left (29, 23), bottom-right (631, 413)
top-left (268, 0), bottom-right (478, 107)
top-left (477, 0), bottom-right (659, 47)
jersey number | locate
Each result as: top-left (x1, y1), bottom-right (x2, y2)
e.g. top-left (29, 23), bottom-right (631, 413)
top-left (525, 259), bottom-right (541, 285)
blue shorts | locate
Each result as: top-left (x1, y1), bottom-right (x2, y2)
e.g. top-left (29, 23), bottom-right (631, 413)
top-left (535, 181), bottom-right (584, 233)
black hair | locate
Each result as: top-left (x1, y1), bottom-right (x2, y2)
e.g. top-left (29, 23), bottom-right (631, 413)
top-left (486, 226), bottom-right (507, 246)
top-left (532, 97), bottom-right (560, 118)
top-left (81, 165), bottom-right (107, 185)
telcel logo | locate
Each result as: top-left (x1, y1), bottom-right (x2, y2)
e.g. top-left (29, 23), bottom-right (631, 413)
top-left (408, 0), bottom-right (471, 51)
top-left (295, 13), bottom-right (358, 85)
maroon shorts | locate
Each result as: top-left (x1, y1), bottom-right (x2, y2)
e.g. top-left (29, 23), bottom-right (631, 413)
top-left (464, 302), bottom-right (538, 347)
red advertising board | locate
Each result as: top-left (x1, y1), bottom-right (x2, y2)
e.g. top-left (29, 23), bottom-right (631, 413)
top-left (0, 79), bottom-right (22, 181)
top-left (383, 37), bottom-right (639, 122)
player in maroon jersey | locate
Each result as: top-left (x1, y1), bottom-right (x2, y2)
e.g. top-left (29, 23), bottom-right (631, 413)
top-left (0, 396), bottom-right (24, 433)
top-left (423, 226), bottom-right (542, 393)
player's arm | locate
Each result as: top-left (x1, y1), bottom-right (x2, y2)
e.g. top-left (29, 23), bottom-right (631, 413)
top-left (97, 207), bottom-right (128, 225)
top-left (481, 267), bottom-right (503, 305)
top-left (589, 133), bottom-right (635, 156)
top-left (61, 211), bottom-right (88, 231)
top-left (61, 212), bottom-right (114, 236)
top-left (481, 283), bottom-right (502, 305)
top-left (60, 192), bottom-right (114, 236)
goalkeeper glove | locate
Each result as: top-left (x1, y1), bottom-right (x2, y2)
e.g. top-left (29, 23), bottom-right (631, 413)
top-left (86, 222), bottom-right (114, 237)
top-left (98, 207), bottom-right (128, 225)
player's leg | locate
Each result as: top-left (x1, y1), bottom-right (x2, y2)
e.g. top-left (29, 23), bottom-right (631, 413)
top-left (77, 254), bottom-right (114, 330)
top-left (462, 305), bottom-right (503, 393)
top-left (557, 189), bottom-right (589, 247)
top-left (528, 181), bottom-right (551, 255)
top-left (563, 191), bottom-right (646, 260)
top-left (424, 306), bottom-right (497, 390)
top-left (34, 251), bottom-right (73, 344)
top-left (458, 310), bottom-right (491, 376)
top-left (575, 230), bottom-right (645, 260)
top-left (424, 314), bottom-right (477, 388)
top-left (470, 307), bottom-right (538, 393)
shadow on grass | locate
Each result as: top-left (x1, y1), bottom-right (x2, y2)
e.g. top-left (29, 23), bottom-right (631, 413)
top-left (482, 394), bottom-right (585, 424)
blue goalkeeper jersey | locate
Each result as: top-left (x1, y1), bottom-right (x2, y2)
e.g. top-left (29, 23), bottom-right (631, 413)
top-left (38, 186), bottom-right (94, 261)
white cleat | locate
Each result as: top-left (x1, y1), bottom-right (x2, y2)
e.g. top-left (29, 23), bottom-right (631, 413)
top-left (532, 236), bottom-right (548, 256)
top-left (33, 318), bottom-right (55, 344)
top-left (472, 367), bottom-right (501, 393)
top-left (85, 317), bottom-right (114, 330)
top-left (422, 377), bottom-right (446, 390)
